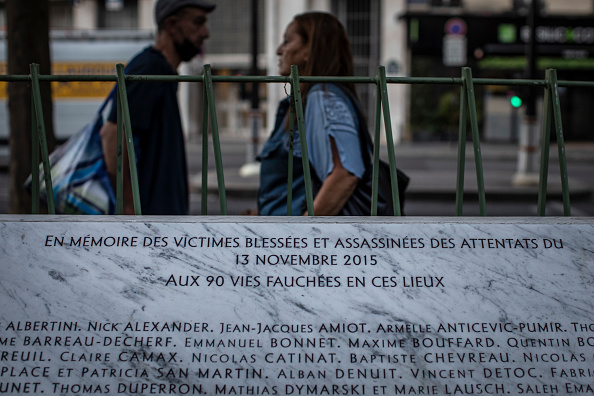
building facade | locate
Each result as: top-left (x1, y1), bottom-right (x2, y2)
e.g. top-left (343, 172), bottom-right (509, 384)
top-left (1, 0), bottom-right (592, 143)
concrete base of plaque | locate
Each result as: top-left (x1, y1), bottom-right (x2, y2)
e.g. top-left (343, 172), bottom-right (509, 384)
top-left (1, 216), bottom-right (593, 395)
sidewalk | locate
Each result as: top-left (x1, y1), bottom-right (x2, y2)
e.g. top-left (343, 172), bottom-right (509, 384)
top-left (1, 139), bottom-right (591, 215)
top-left (188, 139), bottom-right (594, 202)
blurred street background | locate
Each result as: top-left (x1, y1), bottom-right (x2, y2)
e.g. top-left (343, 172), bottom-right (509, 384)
top-left (189, 138), bottom-right (594, 216)
top-left (1, 138), bottom-right (594, 216)
top-left (1, 0), bottom-right (593, 216)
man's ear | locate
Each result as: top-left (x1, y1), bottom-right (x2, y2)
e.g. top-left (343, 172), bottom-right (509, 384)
top-left (164, 15), bottom-right (179, 34)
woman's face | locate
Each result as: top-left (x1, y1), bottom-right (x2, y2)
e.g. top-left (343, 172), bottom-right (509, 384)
top-left (277, 21), bottom-right (309, 76)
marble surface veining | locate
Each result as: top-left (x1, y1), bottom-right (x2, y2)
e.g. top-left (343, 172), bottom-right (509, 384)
top-left (0, 216), bottom-right (593, 395)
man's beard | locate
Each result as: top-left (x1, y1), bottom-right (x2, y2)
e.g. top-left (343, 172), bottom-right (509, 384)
top-left (175, 38), bottom-right (201, 62)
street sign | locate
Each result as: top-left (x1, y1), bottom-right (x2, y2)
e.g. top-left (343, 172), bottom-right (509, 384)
top-left (443, 35), bottom-right (467, 66)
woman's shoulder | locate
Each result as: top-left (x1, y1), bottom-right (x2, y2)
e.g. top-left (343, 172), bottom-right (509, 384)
top-left (309, 83), bottom-right (349, 99)
top-left (307, 84), bottom-right (357, 128)
top-left (308, 83), bottom-right (354, 111)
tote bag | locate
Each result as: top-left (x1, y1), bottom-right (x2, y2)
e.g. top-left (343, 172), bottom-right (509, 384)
top-left (27, 94), bottom-right (117, 215)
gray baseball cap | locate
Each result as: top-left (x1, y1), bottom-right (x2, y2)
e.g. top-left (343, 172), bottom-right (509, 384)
top-left (155, 0), bottom-right (216, 25)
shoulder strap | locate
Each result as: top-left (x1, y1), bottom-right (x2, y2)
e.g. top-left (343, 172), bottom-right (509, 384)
top-left (98, 86), bottom-right (118, 115)
top-left (99, 61), bottom-right (132, 115)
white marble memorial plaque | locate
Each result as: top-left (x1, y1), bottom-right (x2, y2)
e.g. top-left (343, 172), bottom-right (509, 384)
top-left (1, 216), bottom-right (593, 395)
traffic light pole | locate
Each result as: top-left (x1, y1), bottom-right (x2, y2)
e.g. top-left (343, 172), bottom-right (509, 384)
top-left (513, 0), bottom-right (540, 186)
top-left (240, 0), bottom-right (262, 178)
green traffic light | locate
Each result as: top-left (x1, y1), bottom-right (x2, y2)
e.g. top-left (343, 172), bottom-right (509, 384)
top-left (510, 96), bottom-right (522, 108)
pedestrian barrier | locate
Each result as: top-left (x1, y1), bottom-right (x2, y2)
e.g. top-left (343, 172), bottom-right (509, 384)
top-left (4, 64), bottom-right (594, 216)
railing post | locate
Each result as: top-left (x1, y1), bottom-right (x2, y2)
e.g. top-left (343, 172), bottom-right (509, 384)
top-left (377, 66), bottom-right (402, 216)
top-left (462, 67), bottom-right (486, 216)
top-left (203, 64), bottom-right (228, 215)
top-left (290, 65), bottom-right (314, 216)
top-left (115, 64), bottom-right (142, 215)
top-left (537, 70), bottom-right (553, 216)
top-left (115, 87), bottom-right (124, 214)
top-left (201, 81), bottom-right (209, 215)
top-left (455, 83), bottom-right (468, 216)
top-left (371, 81), bottom-right (383, 216)
top-left (31, 90), bottom-right (40, 214)
top-left (29, 63), bottom-right (55, 214)
top-left (548, 69), bottom-right (571, 216)
top-left (286, 91), bottom-right (296, 216)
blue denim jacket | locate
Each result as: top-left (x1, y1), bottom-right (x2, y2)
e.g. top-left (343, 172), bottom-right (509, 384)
top-left (257, 83), bottom-right (365, 216)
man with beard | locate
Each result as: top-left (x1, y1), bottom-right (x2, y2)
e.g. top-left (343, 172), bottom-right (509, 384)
top-left (100, 0), bottom-right (216, 215)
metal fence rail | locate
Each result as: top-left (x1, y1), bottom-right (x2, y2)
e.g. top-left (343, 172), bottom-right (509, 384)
top-left (5, 64), bottom-right (592, 216)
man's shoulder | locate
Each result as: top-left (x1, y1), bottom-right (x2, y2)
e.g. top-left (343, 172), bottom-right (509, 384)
top-left (126, 47), bottom-right (175, 75)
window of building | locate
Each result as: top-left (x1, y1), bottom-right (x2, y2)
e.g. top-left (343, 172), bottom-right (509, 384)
top-left (0, 1), bottom-right (74, 29)
top-left (50, 0), bottom-right (73, 28)
top-left (332, 0), bottom-right (381, 124)
top-left (205, 0), bottom-right (265, 55)
top-left (0, 2), bottom-right (5, 29)
top-left (98, 0), bottom-right (138, 29)
top-left (430, 0), bottom-right (462, 6)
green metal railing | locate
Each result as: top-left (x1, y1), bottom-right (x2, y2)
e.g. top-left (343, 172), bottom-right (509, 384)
top-left (9, 64), bottom-right (593, 216)
top-left (114, 63), bottom-right (142, 215)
